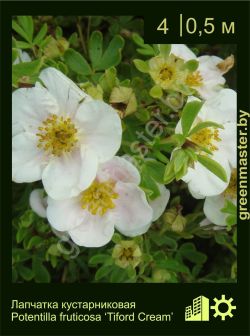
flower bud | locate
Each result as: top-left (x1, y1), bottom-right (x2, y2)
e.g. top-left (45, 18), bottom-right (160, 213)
top-left (152, 268), bottom-right (171, 282)
top-left (163, 207), bottom-right (186, 233)
top-left (110, 86), bottom-right (137, 118)
top-left (44, 37), bottom-right (69, 59)
top-left (112, 240), bottom-right (142, 269)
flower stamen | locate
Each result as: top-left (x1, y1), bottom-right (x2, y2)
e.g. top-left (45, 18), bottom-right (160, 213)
top-left (186, 71), bottom-right (203, 87)
top-left (36, 114), bottom-right (78, 156)
top-left (190, 127), bottom-right (221, 152)
top-left (80, 180), bottom-right (118, 216)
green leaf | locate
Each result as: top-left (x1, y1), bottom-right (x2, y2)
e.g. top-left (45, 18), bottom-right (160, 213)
top-left (215, 232), bottom-right (232, 246)
top-left (112, 233), bottom-right (122, 244)
top-left (33, 23), bottom-right (48, 45)
top-left (164, 160), bottom-right (175, 184)
top-left (158, 44), bottom-right (171, 58)
top-left (181, 100), bottom-right (203, 136)
top-left (68, 32), bottom-right (78, 46)
top-left (110, 267), bottom-right (127, 283)
top-left (188, 121), bottom-right (224, 137)
top-left (99, 67), bottom-right (117, 95)
top-left (17, 16), bottom-right (34, 41)
top-left (47, 244), bottom-right (61, 257)
top-left (12, 20), bottom-right (32, 43)
top-left (136, 47), bottom-right (155, 56)
top-left (12, 249), bottom-right (31, 263)
top-left (184, 148), bottom-right (197, 162)
top-left (12, 48), bottom-right (19, 63)
top-left (64, 48), bottom-right (92, 75)
top-left (197, 154), bottom-right (228, 182)
top-left (140, 172), bottom-right (160, 200)
top-left (95, 35), bottom-right (124, 71)
top-left (89, 254), bottom-right (112, 266)
top-left (12, 58), bottom-right (44, 85)
top-left (95, 265), bottom-right (112, 281)
top-left (89, 31), bottom-right (103, 69)
top-left (181, 250), bottom-right (207, 264)
top-left (173, 149), bottom-right (188, 174)
top-left (226, 215), bottom-right (237, 227)
top-left (183, 59), bottom-right (199, 72)
top-left (32, 257), bottom-right (50, 283)
top-left (127, 265), bottom-right (136, 279)
top-left (27, 236), bottom-right (44, 249)
top-left (161, 134), bottom-right (186, 148)
top-left (133, 59), bottom-right (149, 73)
top-left (143, 159), bottom-right (165, 184)
top-left (150, 233), bottom-right (177, 249)
top-left (155, 259), bottom-right (189, 274)
top-left (131, 33), bottom-right (145, 47)
top-left (16, 227), bottom-right (28, 243)
top-left (18, 265), bottom-right (34, 281)
top-left (154, 151), bottom-right (169, 164)
top-left (19, 210), bottom-right (36, 228)
top-left (149, 85), bottom-right (163, 98)
top-left (15, 41), bottom-right (32, 49)
top-left (221, 199), bottom-right (237, 215)
top-left (55, 26), bottom-right (63, 39)
top-left (132, 33), bottom-right (155, 56)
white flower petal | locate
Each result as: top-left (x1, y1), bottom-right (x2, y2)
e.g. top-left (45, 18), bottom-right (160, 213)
top-left (193, 56), bottom-right (225, 99)
top-left (200, 218), bottom-right (212, 227)
top-left (113, 182), bottom-right (153, 237)
top-left (182, 152), bottom-right (231, 198)
top-left (12, 133), bottom-right (45, 183)
top-left (13, 50), bottom-right (31, 64)
top-left (75, 100), bottom-right (122, 163)
top-left (68, 215), bottom-right (115, 247)
top-left (12, 87), bottom-right (59, 137)
top-left (47, 195), bottom-right (87, 231)
top-left (218, 122), bottom-right (237, 168)
top-left (97, 156), bottom-right (140, 185)
top-left (199, 89), bottom-right (237, 124)
top-left (198, 55), bottom-right (223, 72)
top-left (42, 146), bottom-right (98, 200)
top-left (204, 194), bottom-right (228, 226)
top-left (149, 185), bottom-right (170, 221)
top-left (171, 44), bottom-right (196, 61)
top-left (29, 189), bottom-right (47, 218)
top-left (39, 67), bottom-right (91, 117)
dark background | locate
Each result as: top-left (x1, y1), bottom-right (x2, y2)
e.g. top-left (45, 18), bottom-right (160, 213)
top-left (1, 1), bottom-right (250, 336)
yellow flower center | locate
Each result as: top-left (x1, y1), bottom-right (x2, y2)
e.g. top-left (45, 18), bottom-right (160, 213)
top-left (80, 180), bottom-right (118, 216)
top-left (224, 169), bottom-right (237, 198)
top-left (36, 114), bottom-right (78, 156)
top-left (121, 247), bottom-right (134, 260)
top-left (159, 66), bottom-right (174, 81)
top-left (186, 71), bottom-right (203, 87)
top-left (190, 127), bottom-right (221, 152)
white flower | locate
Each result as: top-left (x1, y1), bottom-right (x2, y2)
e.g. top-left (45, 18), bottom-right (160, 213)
top-left (13, 49), bottom-right (31, 64)
top-left (47, 157), bottom-right (170, 247)
top-left (12, 67), bottom-right (122, 200)
top-left (29, 188), bottom-right (69, 240)
top-left (175, 89), bottom-right (236, 198)
top-left (29, 189), bottom-right (47, 218)
top-left (171, 44), bottom-right (197, 61)
top-left (170, 44), bottom-right (233, 99)
top-left (203, 169), bottom-right (236, 226)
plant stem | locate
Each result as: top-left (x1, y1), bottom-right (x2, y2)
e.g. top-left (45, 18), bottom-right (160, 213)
top-left (77, 17), bottom-right (87, 57)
